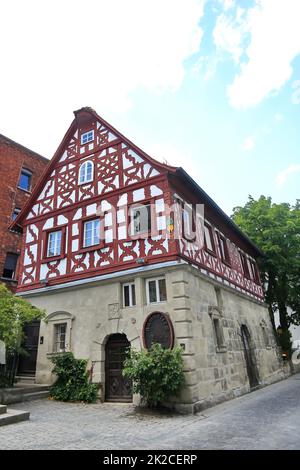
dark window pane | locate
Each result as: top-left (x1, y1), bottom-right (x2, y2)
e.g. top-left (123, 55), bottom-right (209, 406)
top-left (213, 318), bottom-right (223, 349)
top-left (158, 279), bottom-right (167, 301)
top-left (204, 225), bottom-right (214, 252)
top-left (148, 280), bottom-right (157, 303)
top-left (3, 253), bottom-right (18, 279)
top-left (124, 285), bottom-right (130, 307)
top-left (131, 284), bottom-right (136, 306)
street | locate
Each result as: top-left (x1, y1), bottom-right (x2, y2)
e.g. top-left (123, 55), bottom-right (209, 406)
top-left (0, 373), bottom-right (299, 450)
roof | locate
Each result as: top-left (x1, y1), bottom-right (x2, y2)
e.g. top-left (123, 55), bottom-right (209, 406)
top-left (10, 107), bottom-right (263, 258)
top-left (0, 133), bottom-right (48, 163)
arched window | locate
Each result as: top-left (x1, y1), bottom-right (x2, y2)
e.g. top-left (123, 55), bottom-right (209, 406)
top-left (79, 160), bottom-right (94, 184)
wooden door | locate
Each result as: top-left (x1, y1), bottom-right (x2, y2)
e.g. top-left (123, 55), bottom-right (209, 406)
top-left (241, 325), bottom-right (259, 389)
top-left (18, 320), bottom-right (40, 376)
top-left (105, 334), bottom-right (132, 402)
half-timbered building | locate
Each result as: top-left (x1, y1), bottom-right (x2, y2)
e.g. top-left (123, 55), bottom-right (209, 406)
top-left (13, 107), bottom-right (285, 412)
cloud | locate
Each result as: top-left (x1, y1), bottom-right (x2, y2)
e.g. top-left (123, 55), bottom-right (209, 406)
top-left (241, 136), bottom-right (255, 151)
top-left (276, 164), bottom-right (300, 187)
top-left (213, 0), bottom-right (300, 108)
top-left (0, 0), bottom-right (204, 156)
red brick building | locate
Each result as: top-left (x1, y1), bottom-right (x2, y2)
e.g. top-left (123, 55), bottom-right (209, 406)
top-left (0, 134), bottom-right (48, 292)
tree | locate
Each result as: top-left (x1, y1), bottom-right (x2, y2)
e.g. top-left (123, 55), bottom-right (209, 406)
top-left (232, 196), bottom-right (300, 354)
top-left (0, 283), bottom-right (45, 352)
top-left (123, 343), bottom-right (185, 408)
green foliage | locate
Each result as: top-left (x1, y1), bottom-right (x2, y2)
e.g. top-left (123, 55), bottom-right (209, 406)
top-left (123, 343), bottom-right (185, 408)
top-left (50, 352), bottom-right (98, 403)
top-left (0, 283), bottom-right (45, 352)
top-left (232, 196), bottom-right (300, 347)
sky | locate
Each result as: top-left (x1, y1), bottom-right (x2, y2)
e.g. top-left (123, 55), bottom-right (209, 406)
top-left (0, 0), bottom-right (299, 215)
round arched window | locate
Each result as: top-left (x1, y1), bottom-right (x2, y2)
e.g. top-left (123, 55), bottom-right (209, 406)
top-left (143, 312), bottom-right (174, 350)
top-left (79, 161), bottom-right (94, 184)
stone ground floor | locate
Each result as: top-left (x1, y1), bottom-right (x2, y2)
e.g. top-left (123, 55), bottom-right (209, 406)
top-left (0, 373), bottom-right (299, 450)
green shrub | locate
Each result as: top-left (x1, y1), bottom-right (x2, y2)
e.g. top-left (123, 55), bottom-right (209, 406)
top-left (50, 352), bottom-right (98, 403)
top-left (123, 343), bottom-right (185, 408)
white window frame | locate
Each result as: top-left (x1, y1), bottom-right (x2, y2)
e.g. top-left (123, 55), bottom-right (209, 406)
top-left (53, 322), bottom-right (67, 353)
top-left (130, 204), bottom-right (152, 236)
top-left (146, 277), bottom-right (167, 304)
top-left (122, 282), bottom-right (136, 308)
top-left (83, 219), bottom-right (100, 248)
top-left (78, 160), bottom-right (94, 185)
top-left (47, 230), bottom-right (62, 258)
top-left (81, 130), bottom-right (94, 145)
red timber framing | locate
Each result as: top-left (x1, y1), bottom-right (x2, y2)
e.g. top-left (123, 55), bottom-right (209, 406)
top-left (12, 107), bottom-right (264, 300)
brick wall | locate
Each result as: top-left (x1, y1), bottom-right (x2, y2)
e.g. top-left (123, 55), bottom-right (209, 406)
top-left (0, 134), bottom-right (48, 292)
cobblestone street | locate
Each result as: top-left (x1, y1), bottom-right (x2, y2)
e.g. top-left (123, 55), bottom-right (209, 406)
top-left (1, 374), bottom-right (300, 450)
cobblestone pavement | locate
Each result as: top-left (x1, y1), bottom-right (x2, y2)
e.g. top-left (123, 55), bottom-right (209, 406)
top-left (1, 374), bottom-right (300, 450)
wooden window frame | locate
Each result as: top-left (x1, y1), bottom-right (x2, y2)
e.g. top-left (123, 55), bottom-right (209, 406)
top-left (240, 252), bottom-right (251, 279)
top-left (18, 168), bottom-right (32, 192)
top-left (80, 130), bottom-right (94, 145)
top-left (78, 160), bottom-right (94, 185)
top-left (182, 204), bottom-right (196, 242)
top-left (128, 200), bottom-right (157, 240)
top-left (216, 232), bottom-right (231, 266)
top-left (204, 223), bottom-right (216, 255)
top-left (42, 226), bottom-right (67, 263)
top-left (79, 215), bottom-right (104, 253)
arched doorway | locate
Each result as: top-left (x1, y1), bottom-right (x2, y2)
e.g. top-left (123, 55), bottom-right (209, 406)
top-left (241, 325), bottom-right (259, 389)
top-left (105, 334), bottom-right (132, 402)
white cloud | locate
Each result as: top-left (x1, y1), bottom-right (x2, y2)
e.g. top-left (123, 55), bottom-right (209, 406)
top-left (214, 0), bottom-right (300, 108)
top-left (0, 0), bottom-right (204, 156)
top-left (241, 136), bottom-right (255, 151)
top-left (276, 164), bottom-right (300, 187)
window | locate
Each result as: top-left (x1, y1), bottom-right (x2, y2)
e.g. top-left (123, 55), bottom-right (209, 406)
top-left (123, 282), bottom-right (136, 307)
top-left (19, 169), bottom-right (32, 191)
top-left (81, 130), bottom-right (94, 145)
top-left (54, 323), bottom-right (67, 353)
top-left (213, 318), bottom-right (225, 350)
top-left (130, 204), bottom-right (151, 236)
top-left (240, 252), bottom-right (251, 279)
top-left (83, 219), bottom-right (100, 247)
top-left (12, 208), bottom-right (21, 221)
top-left (47, 230), bottom-right (62, 258)
top-left (79, 160), bottom-right (94, 184)
top-left (217, 233), bottom-right (231, 265)
top-left (204, 223), bottom-right (215, 253)
top-left (2, 253), bottom-right (19, 279)
top-left (146, 277), bottom-right (167, 303)
top-left (183, 207), bottom-right (195, 240)
top-left (250, 260), bottom-right (260, 284)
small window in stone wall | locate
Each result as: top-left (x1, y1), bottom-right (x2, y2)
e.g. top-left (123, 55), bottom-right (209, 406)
top-left (213, 318), bottom-right (224, 350)
top-left (209, 307), bottom-right (227, 353)
top-left (261, 325), bottom-right (270, 348)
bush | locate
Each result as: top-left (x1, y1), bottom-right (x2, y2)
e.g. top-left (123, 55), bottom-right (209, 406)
top-left (50, 352), bottom-right (98, 403)
top-left (123, 343), bottom-right (185, 408)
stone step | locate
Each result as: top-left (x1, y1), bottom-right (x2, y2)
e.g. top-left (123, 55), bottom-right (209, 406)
top-left (0, 404), bottom-right (7, 415)
top-left (0, 409), bottom-right (30, 427)
top-left (22, 391), bottom-right (50, 402)
top-left (0, 385), bottom-right (50, 405)
top-left (15, 375), bottom-right (35, 384)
